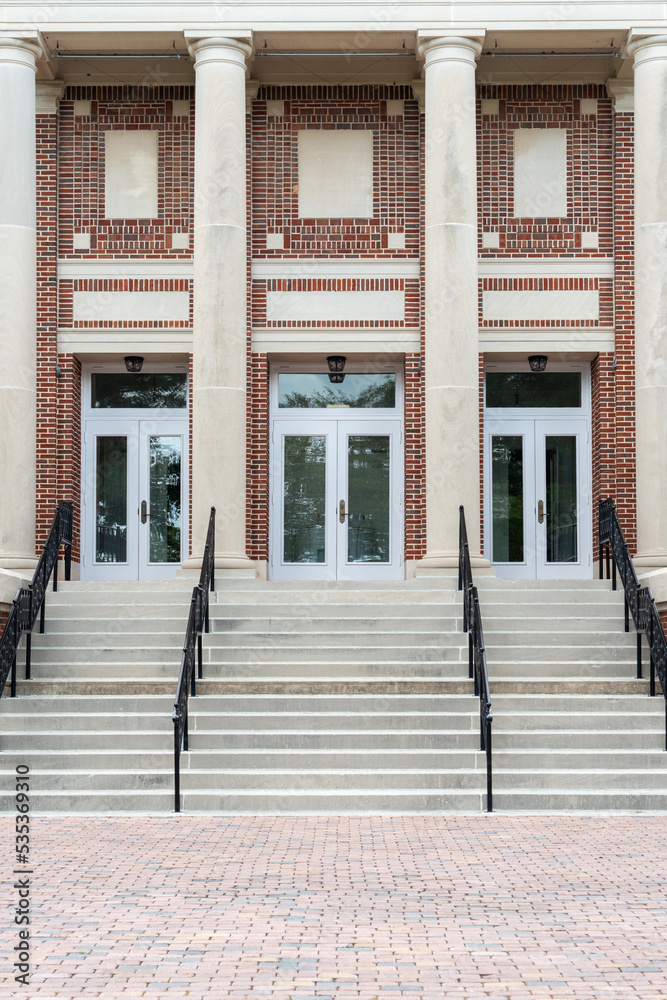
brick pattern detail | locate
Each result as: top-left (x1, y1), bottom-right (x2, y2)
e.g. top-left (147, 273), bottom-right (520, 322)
top-left (480, 276), bottom-right (611, 327)
top-left (478, 85), bottom-right (613, 254)
top-left (252, 86), bottom-right (420, 257)
top-left (253, 277), bottom-right (418, 328)
top-left (58, 87), bottom-right (194, 257)
top-left (59, 278), bottom-right (192, 328)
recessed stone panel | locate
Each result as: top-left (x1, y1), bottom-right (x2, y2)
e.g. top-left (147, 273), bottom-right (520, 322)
top-left (513, 127), bottom-right (567, 218)
top-left (298, 130), bottom-right (374, 219)
top-left (103, 130), bottom-right (158, 219)
top-left (266, 290), bottom-right (403, 323)
top-left (73, 290), bottom-right (190, 323)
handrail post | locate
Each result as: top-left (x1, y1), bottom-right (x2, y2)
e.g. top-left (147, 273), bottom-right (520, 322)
top-left (486, 721), bottom-right (493, 813)
top-left (174, 724), bottom-right (181, 813)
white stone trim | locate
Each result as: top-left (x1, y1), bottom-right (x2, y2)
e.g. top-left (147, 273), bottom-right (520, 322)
top-left (478, 259), bottom-right (613, 277)
top-left (479, 326), bottom-right (614, 352)
top-left (36, 80), bottom-right (65, 112)
top-left (58, 329), bottom-right (193, 354)
top-left (58, 259), bottom-right (194, 278)
top-left (606, 78), bottom-right (634, 111)
top-left (252, 328), bottom-right (420, 353)
top-left (252, 259), bottom-right (420, 279)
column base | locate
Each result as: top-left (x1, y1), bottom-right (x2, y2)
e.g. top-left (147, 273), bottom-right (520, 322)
top-left (416, 552), bottom-right (493, 576)
top-left (636, 566), bottom-right (667, 611)
top-left (181, 553), bottom-right (258, 579)
top-left (0, 567), bottom-right (33, 606)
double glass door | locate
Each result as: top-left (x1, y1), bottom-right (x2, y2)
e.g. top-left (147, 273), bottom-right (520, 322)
top-left (84, 419), bottom-right (187, 580)
top-left (485, 418), bottom-right (591, 579)
top-left (272, 419), bottom-right (402, 580)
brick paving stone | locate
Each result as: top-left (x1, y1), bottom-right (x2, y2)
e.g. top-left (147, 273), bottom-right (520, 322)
top-left (1, 817), bottom-right (667, 998)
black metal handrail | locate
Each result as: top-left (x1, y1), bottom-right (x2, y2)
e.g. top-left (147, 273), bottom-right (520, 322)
top-left (458, 505), bottom-right (493, 812)
top-left (172, 507), bottom-right (215, 813)
top-left (0, 501), bottom-right (73, 699)
top-left (599, 498), bottom-right (667, 747)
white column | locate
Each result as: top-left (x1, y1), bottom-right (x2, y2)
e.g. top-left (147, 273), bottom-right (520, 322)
top-left (186, 35), bottom-right (254, 572)
top-left (417, 33), bottom-right (487, 570)
top-left (627, 33), bottom-right (667, 573)
top-left (0, 37), bottom-right (40, 573)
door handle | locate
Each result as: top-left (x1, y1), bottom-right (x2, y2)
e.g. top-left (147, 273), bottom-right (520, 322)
top-left (140, 500), bottom-right (149, 524)
top-left (537, 499), bottom-right (545, 524)
top-left (339, 499), bottom-right (347, 523)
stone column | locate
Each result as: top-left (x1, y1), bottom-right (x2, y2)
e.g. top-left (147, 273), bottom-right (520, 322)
top-left (416, 33), bottom-right (487, 570)
top-left (185, 35), bottom-right (254, 572)
top-left (626, 33), bottom-right (667, 575)
top-left (0, 36), bottom-right (41, 575)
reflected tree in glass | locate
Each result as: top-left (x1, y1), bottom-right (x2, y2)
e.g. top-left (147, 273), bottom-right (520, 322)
top-left (283, 436), bottom-right (326, 563)
top-left (347, 436), bottom-right (390, 563)
top-left (96, 436), bottom-right (128, 562)
top-left (149, 436), bottom-right (182, 563)
top-left (491, 436), bottom-right (524, 563)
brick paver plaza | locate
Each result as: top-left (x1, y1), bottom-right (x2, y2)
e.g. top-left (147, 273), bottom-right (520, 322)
top-left (2, 815), bottom-right (667, 998)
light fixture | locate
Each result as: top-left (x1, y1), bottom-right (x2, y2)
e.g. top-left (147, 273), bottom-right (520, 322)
top-left (328, 373), bottom-right (346, 384)
top-left (124, 356), bottom-right (144, 373)
top-left (327, 355), bottom-right (346, 373)
top-left (528, 355), bottom-right (548, 373)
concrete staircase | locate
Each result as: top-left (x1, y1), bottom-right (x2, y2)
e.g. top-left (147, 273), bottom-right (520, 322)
top-left (476, 578), bottom-right (667, 810)
top-left (0, 576), bottom-right (664, 813)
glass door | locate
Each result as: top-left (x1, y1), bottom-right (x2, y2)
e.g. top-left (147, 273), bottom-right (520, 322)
top-left (84, 418), bottom-right (188, 580)
top-left (271, 419), bottom-right (402, 580)
top-left (485, 418), bottom-right (590, 579)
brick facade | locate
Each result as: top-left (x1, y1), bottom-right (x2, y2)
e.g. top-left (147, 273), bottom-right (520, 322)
top-left (33, 81), bottom-right (637, 574)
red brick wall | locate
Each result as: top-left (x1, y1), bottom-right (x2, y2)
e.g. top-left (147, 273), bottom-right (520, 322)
top-left (56, 355), bottom-right (82, 564)
top-left (612, 112), bottom-right (636, 551)
top-left (36, 110), bottom-right (59, 552)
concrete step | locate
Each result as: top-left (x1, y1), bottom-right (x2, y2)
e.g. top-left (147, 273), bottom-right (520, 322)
top-left (494, 768), bottom-right (667, 790)
top-left (491, 790), bottom-right (667, 811)
top-left (11, 788), bottom-right (489, 814)
top-left (23, 630), bottom-right (466, 649)
top-left (493, 731), bottom-right (664, 750)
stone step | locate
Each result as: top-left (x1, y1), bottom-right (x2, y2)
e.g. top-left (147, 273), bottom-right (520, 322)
top-left (494, 768), bottom-right (667, 790)
top-left (0, 748), bottom-right (483, 771)
top-left (8, 788), bottom-right (489, 814)
top-left (1, 710), bottom-right (483, 734)
top-left (15, 678), bottom-right (475, 696)
top-left (23, 630), bottom-right (467, 649)
top-left (491, 790), bottom-right (667, 811)
top-left (493, 731), bottom-right (664, 750)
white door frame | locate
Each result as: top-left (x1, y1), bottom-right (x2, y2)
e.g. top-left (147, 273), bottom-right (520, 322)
top-left (269, 361), bottom-right (404, 581)
top-left (483, 362), bottom-right (592, 580)
top-left (81, 362), bottom-right (189, 581)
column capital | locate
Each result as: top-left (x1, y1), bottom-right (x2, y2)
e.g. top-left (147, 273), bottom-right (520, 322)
top-left (605, 78), bottom-right (634, 112)
top-left (184, 32), bottom-right (253, 70)
top-left (626, 29), bottom-right (667, 65)
top-left (36, 80), bottom-right (66, 113)
top-left (0, 32), bottom-right (45, 71)
top-left (417, 31), bottom-right (485, 67)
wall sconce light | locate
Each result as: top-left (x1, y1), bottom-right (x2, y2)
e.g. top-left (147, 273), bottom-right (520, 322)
top-left (327, 355), bottom-right (346, 372)
top-left (528, 355), bottom-right (548, 373)
top-left (124, 356), bottom-right (144, 373)
top-left (328, 373), bottom-right (345, 384)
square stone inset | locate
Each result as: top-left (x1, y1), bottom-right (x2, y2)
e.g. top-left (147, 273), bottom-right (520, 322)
top-left (171, 232), bottom-right (190, 250)
top-left (298, 129), bottom-right (374, 219)
top-left (73, 232), bottom-right (91, 251)
top-left (266, 232), bottom-right (285, 250)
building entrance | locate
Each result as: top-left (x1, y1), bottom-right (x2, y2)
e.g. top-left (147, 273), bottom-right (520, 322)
top-left (81, 365), bottom-right (189, 581)
top-left (269, 365), bottom-right (403, 581)
top-left (483, 364), bottom-right (592, 580)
